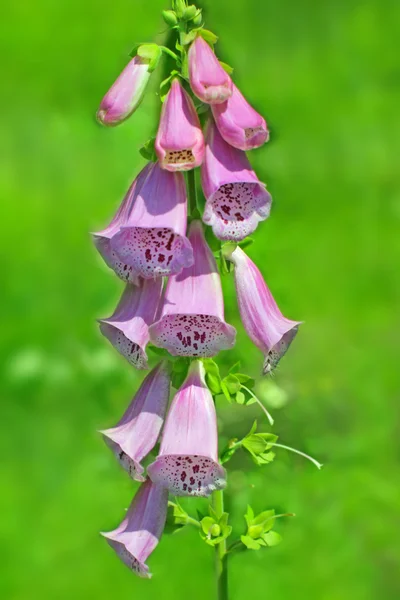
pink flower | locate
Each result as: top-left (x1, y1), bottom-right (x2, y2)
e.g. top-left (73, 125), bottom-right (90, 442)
top-left (188, 36), bottom-right (233, 105)
top-left (97, 56), bottom-right (151, 126)
top-left (99, 279), bottom-right (163, 370)
top-left (211, 83), bottom-right (269, 150)
top-left (93, 162), bottom-right (194, 281)
top-left (102, 479), bottom-right (168, 578)
top-left (155, 78), bottom-right (205, 171)
top-left (148, 360), bottom-right (226, 496)
top-left (227, 246), bottom-right (301, 374)
top-left (149, 220), bottom-right (236, 357)
top-left (201, 120), bottom-right (272, 241)
top-left (100, 361), bottom-right (171, 481)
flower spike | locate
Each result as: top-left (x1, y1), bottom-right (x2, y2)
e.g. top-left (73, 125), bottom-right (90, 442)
top-left (102, 479), bottom-right (168, 578)
top-left (155, 78), bottom-right (205, 171)
top-left (227, 246), bottom-right (301, 374)
top-left (149, 220), bottom-right (236, 357)
top-left (94, 162), bottom-right (194, 281)
top-left (201, 119), bottom-right (272, 241)
top-left (211, 83), bottom-right (269, 151)
top-left (100, 361), bottom-right (171, 481)
top-left (99, 279), bottom-right (163, 370)
top-left (148, 360), bottom-right (226, 497)
top-left (97, 56), bottom-right (151, 126)
top-left (188, 36), bottom-right (233, 105)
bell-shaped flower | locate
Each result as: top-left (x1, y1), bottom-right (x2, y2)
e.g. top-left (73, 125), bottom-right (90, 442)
top-left (97, 56), bottom-right (151, 126)
top-left (149, 220), bottom-right (236, 357)
top-left (100, 361), bottom-right (171, 481)
top-left (211, 83), bottom-right (269, 150)
top-left (99, 279), bottom-right (163, 370)
top-left (188, 36), bottom-right (233, 105)
top-left (201, 120), bottom-right (272, 241)
top-left (102, 478), bottom-right (168, 578)
top-left (148, 360), bottom-right (226, 496)
top-left (227, 246), bottom-right (301, 374)
top-left (93, 162), bottom-right (194, 281)
top-left (155, 78), bottom-right (205, 171)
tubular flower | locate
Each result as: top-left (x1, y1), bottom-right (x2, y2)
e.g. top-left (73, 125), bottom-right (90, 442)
top-left (99, 279), bottom-right (163, 370)
top-left (227, 246), bottom-right (301, 374)
top-left (102, 479), bottom-right (168, 578)
top-left (211, 83), bottom-right (269, 150)
top-left (201, 120), bottom-right (272, 241)
top-left (100, 361), bottom-right (171, 481)
top-left (188, 36), bottom-right (233, 105)
top-left (149, 220), bottom-right (236, 357)
top-left (97, 56), bottom-right (151, 126)
top-left (155, 78), bottom-right (205, 171)
top-left (94, 162), bottom-right (194, 281)
top-left (148, 360), bottom-right (226, 497)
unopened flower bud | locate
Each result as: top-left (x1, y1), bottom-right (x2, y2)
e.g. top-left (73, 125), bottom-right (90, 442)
top-left (182, 5), bottom-right (197, 21)
top-left (162, 10), bottom-right (178, 27)
top-left (192, 10), bottom-right (202, 26)
top-left (210, 524), bottom-right (221, 537)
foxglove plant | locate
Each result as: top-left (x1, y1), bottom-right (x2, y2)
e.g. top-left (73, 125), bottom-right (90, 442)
top-left (94, 2), bottom-right (321, 598)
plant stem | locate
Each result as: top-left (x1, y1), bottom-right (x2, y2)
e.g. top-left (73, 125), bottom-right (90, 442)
top-left (186, 169), bottom-right (198, 216)
top-left (212, 490), bottom-right (228, 600)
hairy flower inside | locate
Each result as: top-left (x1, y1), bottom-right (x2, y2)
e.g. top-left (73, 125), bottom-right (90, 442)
top-left (165, 149), bottom-right (195, 166)
top-left (263, 326), bottom-right (299, 374)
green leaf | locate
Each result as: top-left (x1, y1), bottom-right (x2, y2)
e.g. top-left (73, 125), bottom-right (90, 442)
top-left (137, 44), bottom-right (162, 72)
top-left (220, 439), bottom-right (240, 465)
top-left (180, 30), bottom-right (197, 46)
top-left (202, 358), bottom-right (222, 394)
top-left (198, 29), bottom-right (219, 45)
top-left (254, 451), bottom-right (276, 466)
top-left (235, 390), bottom-right (246, 404)
top-left (262, 531), bottom-right (282, 547)
top-left (222, 374), bottom-right (241, 395)
top-left (252, 510), bottom-right (275, 532)
top-left (201, 516), bottom-right (217, 535)
top-left (139, 137), bottom-right (157, 162)
top-left (148, 344), bottom-right (172, 358)
top-left (228, 361), bottom-right (241, 374)
top-left (241, 535), bottom-right (263, 550)
top-left (235, 373), bottom-right (255, 387)
top-left (238, 237), bottom-right (254, 250)
top-left (244, 505), bottom-right (255, 526)
top-left (220, 380), bottom-right (232, 403)
top-left (219, 61), bottom-right (234, 74)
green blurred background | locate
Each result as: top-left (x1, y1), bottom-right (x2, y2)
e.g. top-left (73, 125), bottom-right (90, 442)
top-left (2, 0), bottom-right (400, 598)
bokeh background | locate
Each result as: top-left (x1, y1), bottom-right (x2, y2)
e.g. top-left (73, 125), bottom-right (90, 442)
top-left (2, 0), bottom-right (400, 598)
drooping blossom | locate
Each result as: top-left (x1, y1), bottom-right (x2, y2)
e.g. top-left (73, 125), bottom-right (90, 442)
top-left (148, 360), bottom-right (226, 496)
top-left (149, 220), bottom-right (236, 357)
top-left (93, 162), bottom-right (193, 281)
top-left (97, 56), bottom-right (151, 126)
top-left (201, 119), bottom-right (272, 241)
top-left (155, 78), bottom-right (205, 171)
top-left (211, 83), bottom-right (269, 150)
top-left (188, 36), bottom-right (232, 105)
top-left (102, 479), bottom-right (168, 578)
top-left (99, 279), bottom-right (163, 370)
top-left (226, 246), bottom-right (301, 374)
top-left (100, 361), bottom-right (171, 481)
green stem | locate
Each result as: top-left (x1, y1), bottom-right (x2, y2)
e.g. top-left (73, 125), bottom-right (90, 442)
top-left (186, 169), bottom-right (198, 216)
top-left (212, 490), bottom-right (228, 600)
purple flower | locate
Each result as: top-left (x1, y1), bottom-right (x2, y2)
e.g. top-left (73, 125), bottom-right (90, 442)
top-left (99, 279), bottom-right (163, 370)
top-left (188, 36), bottom-right (233, 105)
top-left (148, 360), bottom-right (226, 496)
top-left (149, 220), bottom-right (236, 357)
top-left (100, 361), bottom-right (171, 481)
top-left (201, 120), bottom-right (272, 241)
top-left (97, 56), bottom-right (151, 126)
top-left (227, 246), bottom-right (301, 374)
top-left (93, 162), bottom-right (194, 281)
top-left (211, 83), bottom-right (269, 150)
top-left (155, 78), bottom-right (205, 171)
top-left (102, 479), bottom-right (168, 578)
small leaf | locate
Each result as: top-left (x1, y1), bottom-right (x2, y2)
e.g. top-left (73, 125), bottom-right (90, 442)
top-left (222, 374), bottom-right (241, 395)
top-left (244, 505), bottom-right (255, 526)
top-left (201, 516), bottom-right (216, 535)
top-left (238, 237), bottom-right (254, 250)
top-left (219, 61), bottom-right (234, 74)
top-left (235, 373), bottom-right (255, 387)
top-left (220, 380), bottom-right (232, 403)
top-left (235, 391), bottom-right (246, 404)
top-left (241, 535), bottom-right (262, 550)
top-left (262, 531), bottom-right (282, 547)
top-left (139, 137), bottom-right (157, 162)
top-left (181, 30), bottom-right (197, 46)
top-left (229, 361), bottom-right (241, 374)
top-left (199, 29), bottom-right (219, 45)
